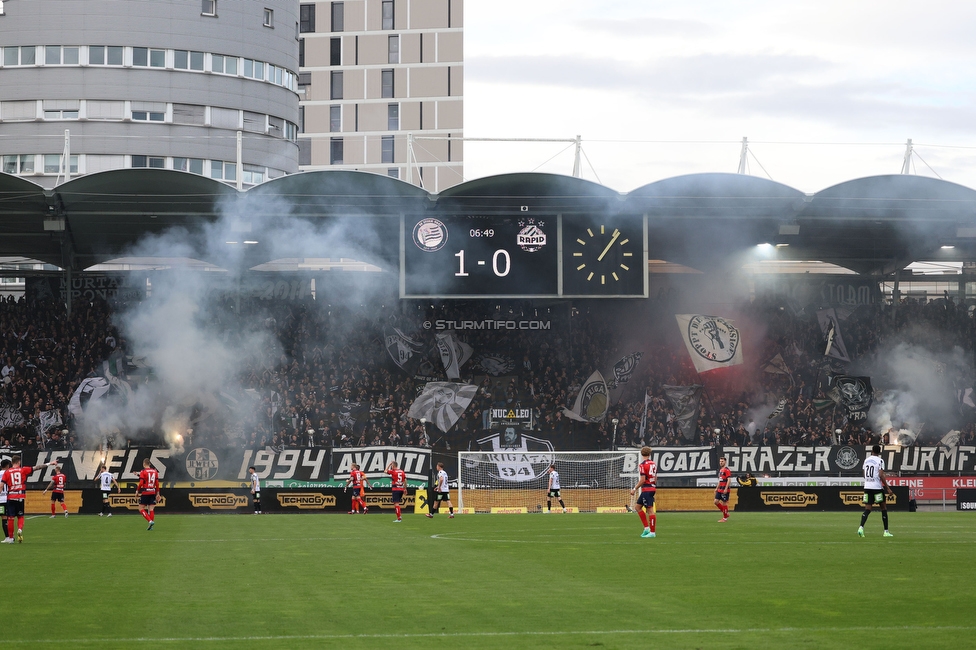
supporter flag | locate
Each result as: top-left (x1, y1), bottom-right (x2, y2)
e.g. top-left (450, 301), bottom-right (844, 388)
top-left (817, 308), bottom-right (851, 363)
top-left (766, 398), bottom-right (788, 421)
top-left (338, 401), bottom-right (370, 434)
top-left (67, 377), bottom-right (113, 417)
top-left (675, 314), bottom-right (743, 374)
top-left (270, 392), bottom-right (281, 417)
top-left (407, 382), bottom-right (478, 433)
top-left (940, 430), bottom-right (961, 450)
top-left (435, 333), bottom-right (473, 380)
top-left (38, 409), bottom-right (62, 434)
top-left (561, 371), bottom-right (608, 423)
top-left (102, 349), bottom-right (127, 381)
top-left (959, 388), bottom-right (976, 409)
top-left (385, 327), bottom-right (424, 373)
top-left (834, 375), bottom-right (873, 421)
top-left (662, 385), bottom-right (702, 440)
top-left (0, 404), bottom-right (26, 429)
top-left (762, 354), bottom-right (794, 385)
top-left (638, 391), bottom-right (651, 440)
top-left (607, 352), bottom-right (642, 389)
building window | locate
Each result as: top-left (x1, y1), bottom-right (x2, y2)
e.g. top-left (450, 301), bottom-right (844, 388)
top-left (330, 137), bottom-right (343, 164)
top-left (174, 158), bottom-right (205, 174)
top-left (242, 166), bottom-right (265, 185)
top-left (331, 2), bottom-right (344, 31)
top-left (132, 155), bottom-right (165, 169)
top-left (381, 69), bottom-right (394, 98)
top-left (331, 71), bottom-right (343, 99)
top-left (3, 46), bottom-right (36, 66)
top-left (2, 155), bottom-right (34, 175)
top-left (381, 136), bottom-right (394, 164)
top-left (381, 0), bottom-right (394, 29)
top-left (387, 168), bottom-right (399, 179)
top-left (133, 47), bottom-right (165, 68)
top-left (298, 72), bottom-right (311, 87)
top-left (299, 39), bottom-right (305, 67)
top-left (330, 37), bottom-right (341, 66)
top-left (89, 46), bottom-right (122, 66)
top-left (44, 154), bottom-right (78, 174)
top-left (44, 109), bottom-right (78, 120)
top-left (300, 4), bottom-right (315, 32)
top-left (210, 161), bottom-right (236, 181)
top-left (264, 8), bottom-right (274, 28)
top-left (388, 35), bottom-right (399, 64)
top-left (202, 0), bottom-right (216, 16)
top-left (132, 110), bottom-right (165, 122)
top-left (387, 103), bottom-right (398, 131)
top-left (44, 46), bottom-right (77, 65)
top-left (174, 50), bottom-right (205, 71)
top-left (285, 122), bottom-right (298, 140)
top-left (330, 105), bottom-right (341, 132)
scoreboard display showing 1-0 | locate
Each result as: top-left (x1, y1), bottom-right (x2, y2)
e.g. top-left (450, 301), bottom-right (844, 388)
top-left (402, 215), bottom-right (559, 298)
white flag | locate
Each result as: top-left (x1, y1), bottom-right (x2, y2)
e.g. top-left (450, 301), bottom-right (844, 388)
top-left (408, 382), bottom-right (478, 433)
top-left (435, 333), bottom-right (473, 380)
top-left (561, 371), bottom-right (608, 423)
top-left (675, 314), bottom-right (743, 374)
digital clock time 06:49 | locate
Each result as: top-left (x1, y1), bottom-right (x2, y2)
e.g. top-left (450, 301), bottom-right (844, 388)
top-left (402, 215), bottom-right (558, 297)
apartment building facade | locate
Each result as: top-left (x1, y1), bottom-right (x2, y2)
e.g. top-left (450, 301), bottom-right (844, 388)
top-left (298, 0), bottom-right (463, 192)
top-left (0, 0), bottom-right (301, 189)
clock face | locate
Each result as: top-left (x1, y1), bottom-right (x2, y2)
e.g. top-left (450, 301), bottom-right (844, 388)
top-left (562, 219), bottom-right (646, 296)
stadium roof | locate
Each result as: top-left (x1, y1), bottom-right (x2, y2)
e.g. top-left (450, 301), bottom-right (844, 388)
top-left (1, 169), bottom-right (974, 275)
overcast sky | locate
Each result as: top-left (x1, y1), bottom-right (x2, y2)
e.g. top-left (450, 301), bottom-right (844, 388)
top-left (463, 0), bottom-right (976, 193)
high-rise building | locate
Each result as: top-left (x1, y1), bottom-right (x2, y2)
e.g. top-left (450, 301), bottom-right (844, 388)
top-left (298, 0), bottom-right (463, 192)
top-left (0, 0), bottom-right (301, 190)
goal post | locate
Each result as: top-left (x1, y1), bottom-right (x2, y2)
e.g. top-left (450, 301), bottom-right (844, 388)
top-left (458, 450), bottom-right (640, 513)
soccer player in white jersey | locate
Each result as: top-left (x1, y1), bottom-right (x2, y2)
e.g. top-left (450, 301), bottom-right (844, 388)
top-left (95, 464), bottom-right (120, 517)
top-left (546, 465), bottom-right (567, 513)
top-left (858, 444), bottom-right (893, 537)
top-left (425, 462), bottom-right (454, 518)
top-left (248, 466), bottom-right (262, 514)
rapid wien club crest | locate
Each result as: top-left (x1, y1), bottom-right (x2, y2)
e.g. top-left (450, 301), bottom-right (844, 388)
top-left (516, 219), bottom-right (547, 252)
top-left (687, 315), bottom-right (740, 363)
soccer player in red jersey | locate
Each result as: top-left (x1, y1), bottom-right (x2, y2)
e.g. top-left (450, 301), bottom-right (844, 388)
top-left (629, 446), bottom-right (657, 538)
top-left (346, 464), bottom-right (370, 514)
top-left (2, 455), bottom-right (57, 543)
top-left (42, 465), bottom-right (69, 517)
top-left (386, 460), bottom-right (407, 522)
top-left (136, 458), bottom-right (161, 531)
top-left (0, 458), bottom-right (12, 543)
top-left (715, 456), bottom-right (732, 522)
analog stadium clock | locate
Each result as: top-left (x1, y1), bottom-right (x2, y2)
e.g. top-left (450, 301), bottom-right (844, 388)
top-left (562, 218), bottom-right (647, 297)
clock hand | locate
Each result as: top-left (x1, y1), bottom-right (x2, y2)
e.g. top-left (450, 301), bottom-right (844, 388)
top-left (597, 230), bottom-right (620, 262)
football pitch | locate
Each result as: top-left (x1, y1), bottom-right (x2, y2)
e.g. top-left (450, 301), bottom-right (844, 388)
top-left (2, 511), bottom-right (973, 649)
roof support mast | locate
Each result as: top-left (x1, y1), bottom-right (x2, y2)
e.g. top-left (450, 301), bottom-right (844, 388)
top-left (572, 135), bottom-right (582, 177)
top-left (737, 137), bottom-right (749, 174)
top-left (900, 138), bottom-right (913, 174)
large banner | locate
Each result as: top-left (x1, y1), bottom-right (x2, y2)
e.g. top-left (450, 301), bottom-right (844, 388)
top-left (734, 486), bottom-right (910, 512)
top-left (26, 274), bottom-right (148, 304)
top-left (721, 445), bottom-right (976, 475)
top-left (754, 275), bottom-right (883, 308)
top-left (0, 446), bottom-right (423, 489)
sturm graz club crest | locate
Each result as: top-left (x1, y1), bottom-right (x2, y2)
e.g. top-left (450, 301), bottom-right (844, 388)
top-left (413, 218), bottom-right (449, 252)
top-left (835, 376), bottom-right (873, 419)
top-left (473, 353), bottom-right (516, 376)
top-left (834, 446), bottom-right (861, 471)
top-left (474, 432), bottom-right (555, 482)
top-left (516, 219), bottom-right (547, 253)
top-left (185, 448), bottom-right (219, 481)
top-left (687, 315), bottom-right (740, 362)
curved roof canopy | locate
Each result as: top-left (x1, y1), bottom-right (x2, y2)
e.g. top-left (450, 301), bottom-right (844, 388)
top-left (1, 169), bottom-right (975, 275)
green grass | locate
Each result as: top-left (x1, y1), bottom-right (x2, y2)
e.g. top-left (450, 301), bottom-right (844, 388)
top-left (2, 510), bottom-right (973, 649)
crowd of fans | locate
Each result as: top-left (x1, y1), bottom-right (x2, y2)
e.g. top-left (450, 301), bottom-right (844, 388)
top-left (3, 284), bottom-right (976, 453)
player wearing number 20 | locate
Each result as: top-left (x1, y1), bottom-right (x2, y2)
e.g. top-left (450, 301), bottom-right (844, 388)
top-left (858, 444), bottom-right (893, 538)
top-left (629, 447), bottom-right (657, 538)
top-left (137, 459), bottom-right (160, 531)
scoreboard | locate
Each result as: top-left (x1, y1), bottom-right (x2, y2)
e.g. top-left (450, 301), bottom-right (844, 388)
top-left (400, 214), bottom-right (648, 299)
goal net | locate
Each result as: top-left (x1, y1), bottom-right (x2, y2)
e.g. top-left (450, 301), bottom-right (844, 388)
top-left (458, 450), bottom-right (639, 512)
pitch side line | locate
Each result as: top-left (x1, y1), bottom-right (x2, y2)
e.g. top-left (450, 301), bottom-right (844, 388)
top-left (5, 625), bottom-right (976, 644)
top-left (429, 533), bottom-right (974, 544)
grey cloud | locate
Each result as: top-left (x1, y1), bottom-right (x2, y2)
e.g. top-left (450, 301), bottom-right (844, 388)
top-left (581, 17), bottom-right (715, 38)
